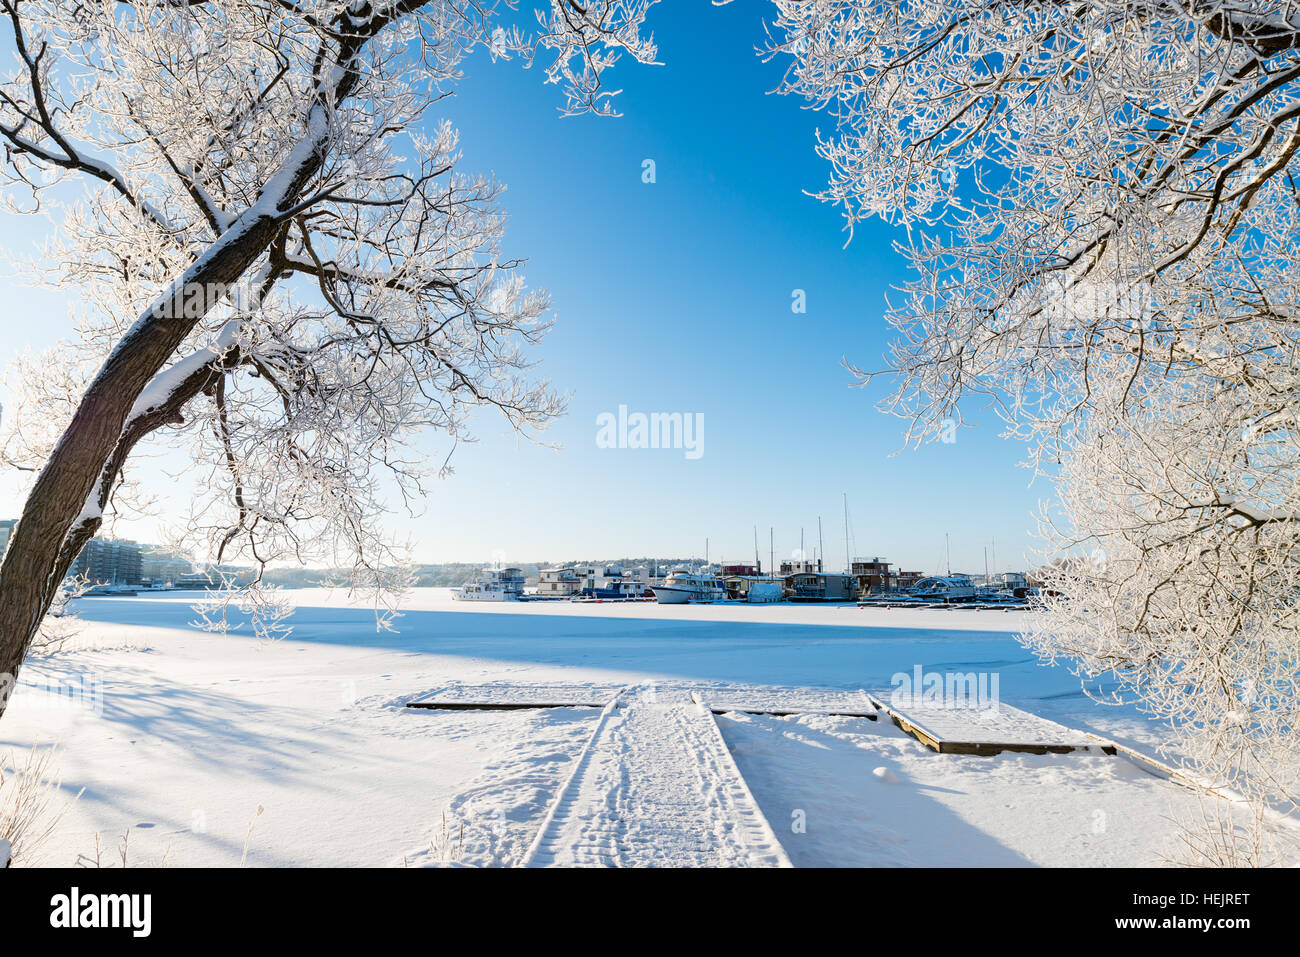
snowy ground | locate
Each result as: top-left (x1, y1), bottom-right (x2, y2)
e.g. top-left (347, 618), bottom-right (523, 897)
top-left (0, 588), bottom-right (1244, 867)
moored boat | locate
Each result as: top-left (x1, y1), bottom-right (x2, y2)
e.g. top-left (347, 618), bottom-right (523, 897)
top-left (453, 567), bottom-right (526, 601)
top-left (651, 568), bottom-right (726, 604)
top-left (907, 575), bottom-right (977, 602)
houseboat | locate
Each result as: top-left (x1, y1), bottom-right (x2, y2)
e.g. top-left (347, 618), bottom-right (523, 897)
top-left (453, 567), bottom-right (526, 601)
top-left (536, 567), bottom-right (582, 598)
top-left (575, 564), bottom-right (652, 600)
top-left (786, 571), bottom-right (857, 602)
top-left (726, 576), bottom-right (785, 603)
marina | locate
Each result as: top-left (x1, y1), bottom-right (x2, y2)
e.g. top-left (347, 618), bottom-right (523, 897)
top-left (450, 553), bottom-right (1038, 611)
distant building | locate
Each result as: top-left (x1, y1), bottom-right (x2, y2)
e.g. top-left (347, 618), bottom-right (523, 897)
top-left (0, 519), bottom-right (14, 561)
top-left (71, 538), bottom-right (143, 586)
top-left (721, 563), bottom-right (759, 577)
top-left (140, 546), bottom-right (195, 586)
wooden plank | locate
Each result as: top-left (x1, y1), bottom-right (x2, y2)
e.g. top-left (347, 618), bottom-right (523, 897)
top-left (872, 700), bottom-right (943, 753)
top-left (406, 682), bottom-right (625, 711)
top-left (688, 692), bottom-right (794, 868)
top-left (409, 700), bottom-right (878, 718)
top-left (708, 707), bottom-right (877, 720)
top-left (406, 700), bottom-right (608, 711)
top-left (935, 740), bottom-right (1115, 757)
top-left (703, 686), bottom-right (879, 717)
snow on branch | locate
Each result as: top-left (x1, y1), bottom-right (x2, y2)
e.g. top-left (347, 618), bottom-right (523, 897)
top-left (0, 0), bottom-right (654, 658)
top-left (764, 0), bottom-right (1300, 850)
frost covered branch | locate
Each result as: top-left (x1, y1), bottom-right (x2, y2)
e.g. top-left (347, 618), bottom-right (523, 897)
top-left (0, 0), bottom-right (657, 708)
top-left (764, 0), bottom-right (1300, 849)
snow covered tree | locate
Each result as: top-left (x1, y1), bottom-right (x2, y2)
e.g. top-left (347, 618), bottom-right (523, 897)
top-left (763, 1), bottom-right (1300, 852)
top-left (0, 0), bottom-right (658, 716)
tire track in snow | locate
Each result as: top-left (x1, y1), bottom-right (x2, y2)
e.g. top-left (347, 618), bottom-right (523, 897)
top-left (520, 686), bottom-right (791, 867)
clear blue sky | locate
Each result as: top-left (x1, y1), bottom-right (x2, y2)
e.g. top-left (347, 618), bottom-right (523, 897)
top-left (0, 4), bottom-right (1047, 576)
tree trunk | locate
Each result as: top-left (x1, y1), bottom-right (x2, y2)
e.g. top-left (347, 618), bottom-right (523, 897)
top-left (0, 36), bottom-right (367, 719)
top-left (0, 212), bottom-right (283, 714)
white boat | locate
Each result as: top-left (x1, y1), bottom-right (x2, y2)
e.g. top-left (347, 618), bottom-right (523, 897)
top-left (453, 567), bottom-right (526, 601)
top-left (907, 575), bottom-right (976, 602)
top-left (84, 583), bottom-right (139, 597)
top-left (651, 568), bottom-right (726, 604)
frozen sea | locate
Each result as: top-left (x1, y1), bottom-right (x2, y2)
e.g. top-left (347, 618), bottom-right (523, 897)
top-left (0, 588), bottom-right (1221, 867)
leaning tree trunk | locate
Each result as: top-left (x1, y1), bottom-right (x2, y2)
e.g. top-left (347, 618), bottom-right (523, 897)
top-left (0, 214), bottom-right (282, 708)
top-left (0, 32), bottom-right (375, 719)
top-left (0, 163), bottom-right (335, 716)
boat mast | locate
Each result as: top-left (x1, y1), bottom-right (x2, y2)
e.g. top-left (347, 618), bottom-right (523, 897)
top-left (818, 517), bottom-right (825, 574)
top-left (769, 527), bottom-right (774, 580)
top-left (946, 533), bottom-right (951, 576)
top-left (842, 492), bottom-right (850, 574)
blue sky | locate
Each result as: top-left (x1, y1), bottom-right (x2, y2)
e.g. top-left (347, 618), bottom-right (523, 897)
top-left (0, 3), bottom-right (1047, 575)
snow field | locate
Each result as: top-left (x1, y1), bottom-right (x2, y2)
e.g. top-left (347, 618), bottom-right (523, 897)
top-left (0, 588), bottom-right (1269, 867)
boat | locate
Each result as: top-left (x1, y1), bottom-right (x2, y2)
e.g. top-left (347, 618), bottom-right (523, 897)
top-left (452, 567), bottom-right (526, 601)
top-left (651, 568), bottom-right (727, 604)
top-left (722, 575), bottom-right (785, 603)
top-left (906, 575), bottom-right (977, 603)
top-left (84, 584), bottom-right (138, 597)
top-left (787, 571), bottom-right (858, 602)
top-left (575, 565), bottom-right (653, 600)
top-left (744, 579), bottom-right (784, 603)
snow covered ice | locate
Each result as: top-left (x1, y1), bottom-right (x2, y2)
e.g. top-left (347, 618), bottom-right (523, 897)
top-left (0, 588), bottom-right (1279, 867)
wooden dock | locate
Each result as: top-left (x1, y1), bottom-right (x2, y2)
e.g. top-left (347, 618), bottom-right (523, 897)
top-left (867, 694), bottom-right (1117, 757)
top-left (702, 686), bottom-right (879, 720)
top-left (518, 687), bottom-right (792, 868)
top-left (405, 683), bottom-right (623, 712)
top-left (407, 699), bottom-right (611, 711)
top-left (406, 681), bottom-right (1116, 758)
